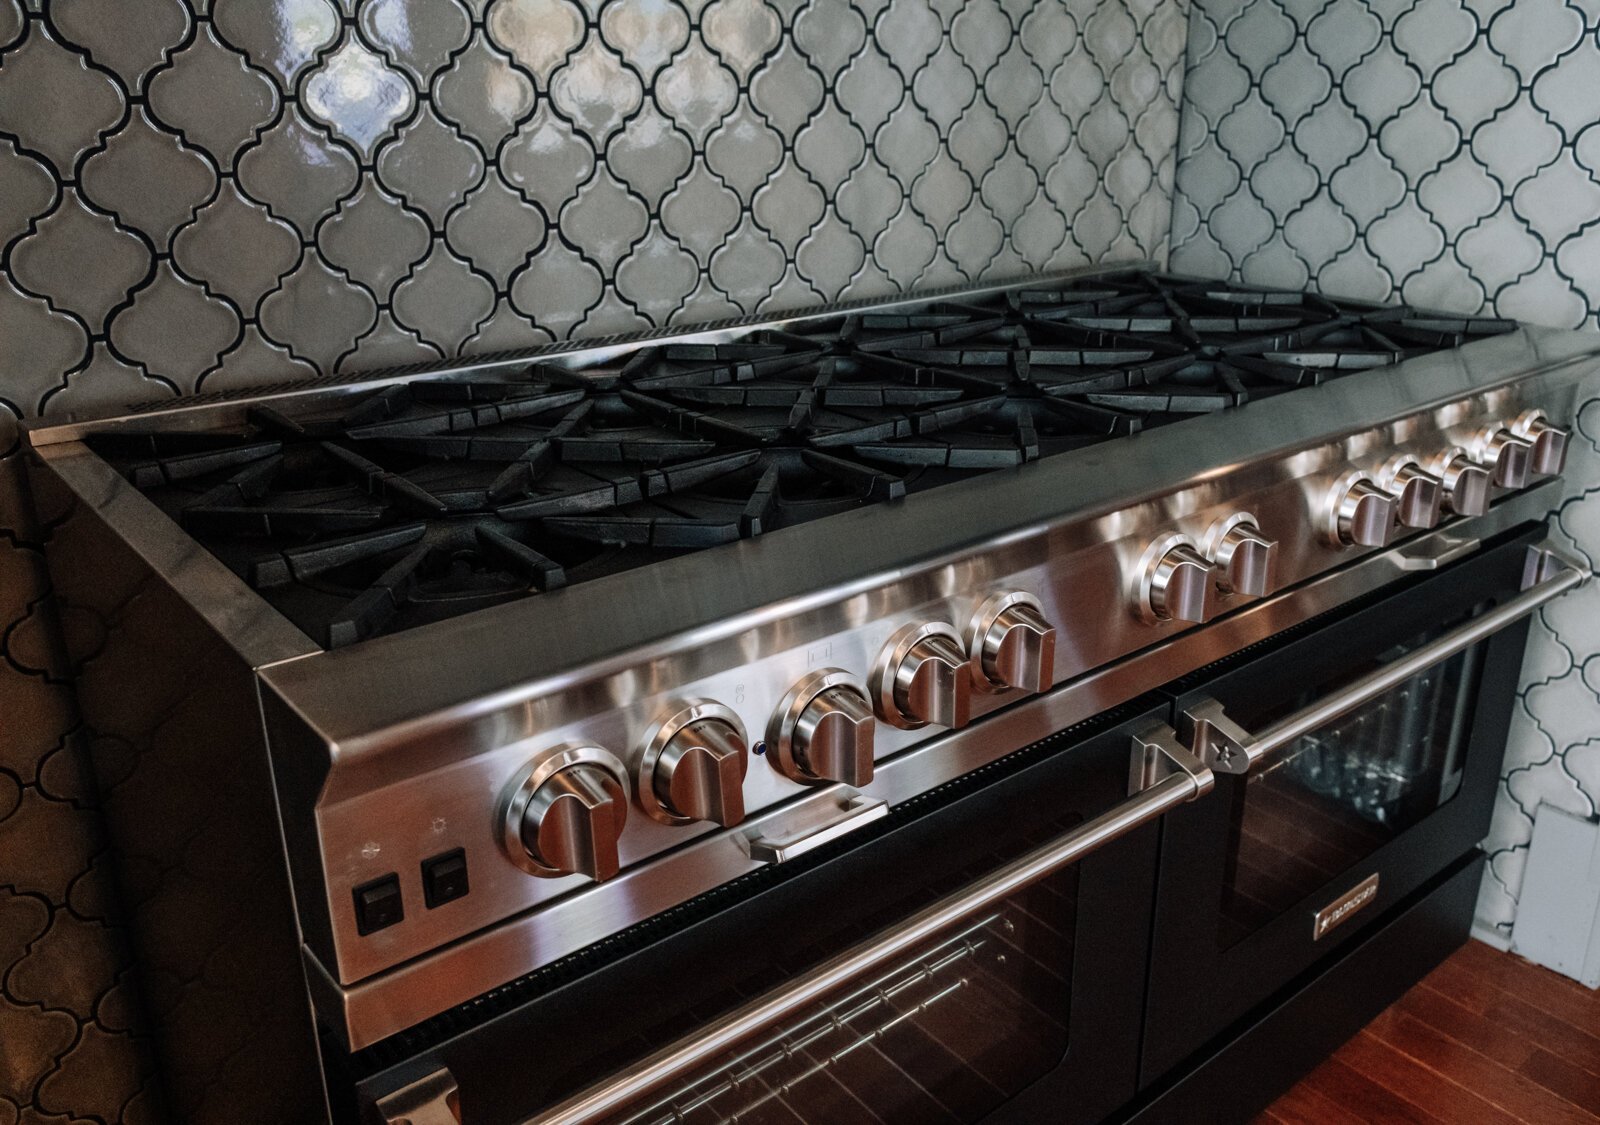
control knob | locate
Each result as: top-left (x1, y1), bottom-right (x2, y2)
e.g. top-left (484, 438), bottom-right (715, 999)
top-left (1511, 409), bottom-right (1570, 477)
top-left (1137, 535), bottom-right (1219, 623)
top-left (1471, 424), bottom-right (1533, 489)
top-left (873, 622), bottom-right (972, 729)
top-left (1423, 447), bottom-right (1491, 517)
top-left (1326, 473), bottom-right (1398, 548)
top-left (503, 746), bottom-right (630, 881)
top-left (1377, 457), bottom-right (1444, 529)
top-left (769, 670), bottom-right (877, 786)
top-left (1202, 515), bottom-right (1277, 597)
top-left (638, 702), bottom-right (749, 827)
top-left (967, 592), bottom-right (1057, 693)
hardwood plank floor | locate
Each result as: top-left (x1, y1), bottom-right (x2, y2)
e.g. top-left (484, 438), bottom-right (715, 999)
top-left (1255, 939), bottom-right (1600, 1124)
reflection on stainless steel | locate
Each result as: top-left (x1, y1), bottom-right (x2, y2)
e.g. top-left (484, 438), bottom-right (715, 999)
top-left (1473, 424), bottom-right (1534, 489)
top-left (768, 669), bottom-right (878, 786)
top-left (1426, 446), bottom-right (1494, 517)
top-left (529, 734), bottom-right (1210, 1125)
top-left (1512, 408), bottom-right (1571, 476)
top-left (502, 745), bottom-right (631, 881)
top-left (1327, 472), bottom-right (1398, 548)
top-left (966, 591), bottom-right (1056, 694)
top-left (1181, 543), bottom-right (1588, 777)
top-left (1202, 512), bottom-right (1277, 599)
top-left (637, 702), bottom-right (749, 828)
top-left (871, 621), bottom-right (971, 730)
top-left (1137, 534), bottom-right (1219, 624)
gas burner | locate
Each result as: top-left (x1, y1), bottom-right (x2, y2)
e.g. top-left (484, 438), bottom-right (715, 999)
top-left (91, 271), bottom-right (1519, 648)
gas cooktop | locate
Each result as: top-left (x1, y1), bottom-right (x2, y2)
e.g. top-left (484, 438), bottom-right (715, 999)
top-left (90, 270), bottom-right (1517, 648)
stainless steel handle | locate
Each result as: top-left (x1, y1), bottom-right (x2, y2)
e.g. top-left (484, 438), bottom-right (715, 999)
top-left (376, 1069), bottom-right (460, 1124)
top-left (1184, 543), bottom-right (1588, 775)
top-left (745, 795), bottom-right (888, 863)
top-left (529, 728), bottom-right (1212, 1125)
top-left (1396, 534), bottom-right (1481, 571)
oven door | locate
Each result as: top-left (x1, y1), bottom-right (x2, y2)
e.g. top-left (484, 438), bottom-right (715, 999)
top-left (353, 701), bottom-right (1210, 1125)
top-left (1139, 527), bottom-right (1583, 1084)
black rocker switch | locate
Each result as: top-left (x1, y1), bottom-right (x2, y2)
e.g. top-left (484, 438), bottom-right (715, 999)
top-left (353, 874), bottom-right (403, 935)
top-left (421, 849), bottom-right (469, 909)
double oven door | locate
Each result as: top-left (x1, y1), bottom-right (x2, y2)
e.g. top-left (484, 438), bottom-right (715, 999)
top-left (1140, 524), bottom-right (1552, 1083)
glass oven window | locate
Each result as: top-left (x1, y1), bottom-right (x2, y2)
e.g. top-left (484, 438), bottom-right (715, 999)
top-left (1216, 613), bottom-right (1487, 949)
top-left (597, 857), bottom-right (1078, 1125)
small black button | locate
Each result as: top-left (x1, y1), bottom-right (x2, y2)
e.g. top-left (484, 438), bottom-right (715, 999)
top-left (353, 874), bottom-right (403, 935)
top-left (421, 849), bottom-right (469, 909)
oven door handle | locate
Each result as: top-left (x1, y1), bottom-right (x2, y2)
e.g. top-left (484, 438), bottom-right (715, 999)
top-left (1181, 542), bottom-right (1588, 776)
top-left (522, 728), bottom-right (1212, 1125)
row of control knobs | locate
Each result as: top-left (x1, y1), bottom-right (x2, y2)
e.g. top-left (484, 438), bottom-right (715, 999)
top-left (499, 411), bottom-right (1568, 885)
top-left (1327, 410), bottom-right (1567, 549)
top-left (502, 594), bottom-right (1058, 882)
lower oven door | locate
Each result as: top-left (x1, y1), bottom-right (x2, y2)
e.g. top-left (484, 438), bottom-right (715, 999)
top-left (1140, 526), bottom-right (1577, 1084)
top-left (352, 700), bottom-right (1209, 1125)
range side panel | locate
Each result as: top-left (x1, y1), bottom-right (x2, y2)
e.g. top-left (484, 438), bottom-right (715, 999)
top-left (28, 449), bottom-right (329, 1125)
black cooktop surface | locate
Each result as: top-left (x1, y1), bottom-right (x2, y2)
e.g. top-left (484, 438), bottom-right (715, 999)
top-left (91, 271), bottom-right (1518, 648)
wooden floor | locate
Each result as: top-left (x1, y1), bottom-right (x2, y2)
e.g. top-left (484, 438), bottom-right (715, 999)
top-left (1255, 938), bottom-right (1600, 1124)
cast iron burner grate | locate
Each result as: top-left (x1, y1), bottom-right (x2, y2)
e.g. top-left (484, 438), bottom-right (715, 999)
top-left (90, 271), bottom-right (1518, 649)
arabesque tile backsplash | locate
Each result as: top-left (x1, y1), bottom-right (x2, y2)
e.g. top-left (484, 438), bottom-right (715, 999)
top-left (0, 0), bottom-right (1186, 422)
top-left (0, 1), bottom-right (1189, 1120)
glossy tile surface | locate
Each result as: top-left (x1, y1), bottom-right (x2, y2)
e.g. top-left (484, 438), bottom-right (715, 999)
top-left (0, 0), bottom-right (1189, 422)
top-left (1167, 0), bottom-right (1600, 950)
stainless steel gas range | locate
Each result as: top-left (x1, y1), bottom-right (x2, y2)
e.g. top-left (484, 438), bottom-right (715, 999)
top-left (23, 268), bottom-right (1595, 1124)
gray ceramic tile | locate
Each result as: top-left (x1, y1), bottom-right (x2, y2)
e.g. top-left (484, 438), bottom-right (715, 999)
top-left (303, 32), bottom-right (415, 157)
top-left (701, 0), bottom-right (782, 79)
top-left (360, 0), bottom-right (472, 83)
top-left (258, 250), bottom-right (378, 365)
top-left (10, 192), bottom-right (150, 332)
top-left (655, 34), bottom-right (739, 144)
top-left (0, 137), bottom-right (58, 242)
top-left (616, 223), bottom-right (701, 322)
top-left (52, 0), bottom-right (190, 93)
top-left (0, 22), bottom-right (125, 177)
top-left (375, 104), bottom-right (486, 224)
top-left (81, 109), bottom-right (215, 246)
top-left (238, 106), bottom-right (361, 236)
top-left (0, 273), bottom-right (89, 410)
top-left (172, 180), bottom-right (301, 310)
top-left (445, 175), bottom-right (548, 287)
top-left (549, 35), bottom-right (642, 148)
top-left (211, 0), bottom-right (340, 85)
top-left (602, 0), bottom-right (691, 79)
top-left (486, 0), bottom-right (585, 81)
top-left (145, 24), bottom-right (279, 167)
top-left (433, 32), bottom-right (536, 152)
top-left (319, 179), bottom-right (433, 299)
top-left (391, 243), bottom-right (496, 351)
top-left (107, 262), bottom-right (240, 394)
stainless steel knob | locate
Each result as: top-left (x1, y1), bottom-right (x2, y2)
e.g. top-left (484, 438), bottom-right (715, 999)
top-left (769, 669), bottom-right (876, 786)
top-left (1327, 474), bottom-right (1397, 548)
top-left (1377, 458), bottom-right (1443, 529)
top-left (1472, 426), bottom-right (1533, 489)
top-left (1425, 447), bottom-right (1491, 517)
top-left (1512, 409), bottom-right (1570, 476)
top-left (638, 701), bottom-right (749, 827)
top-left (1137, 536), bottom-right (1219, 624)
top-left (1203, 515), bottom-right (1277, 598)
top-left (503, 746), bottom-right (629, 881)
top-left (967, 592), bottom-right (1056, 694)
top-left (873, 622), bottom-right (972, 729)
